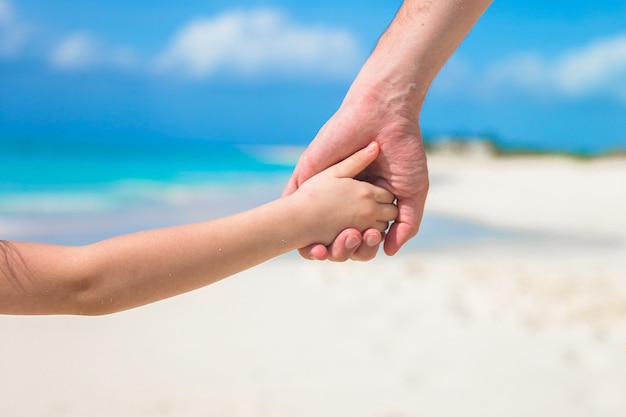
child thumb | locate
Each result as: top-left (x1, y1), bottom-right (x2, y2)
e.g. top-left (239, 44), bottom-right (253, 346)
top-left (333, 142), bottom-right (379, 178)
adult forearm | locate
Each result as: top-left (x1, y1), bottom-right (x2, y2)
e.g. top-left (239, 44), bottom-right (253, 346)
top-left (345, 0), bottom-right (492, 119)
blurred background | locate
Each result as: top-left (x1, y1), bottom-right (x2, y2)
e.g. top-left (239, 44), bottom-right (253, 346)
top-left (1, 0), bottom-right (626, 244)
top-left (2, 0), bottom-right (625, 149)
top-left (2, 2), bottom-right (626, 417)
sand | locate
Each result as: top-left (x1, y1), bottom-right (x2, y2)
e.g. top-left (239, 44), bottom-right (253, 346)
top-left (1, 154), bottom-right (625, 417)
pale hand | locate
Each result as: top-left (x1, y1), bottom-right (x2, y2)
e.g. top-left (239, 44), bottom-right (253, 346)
top-left (284, 98), bottom-right (429, 261)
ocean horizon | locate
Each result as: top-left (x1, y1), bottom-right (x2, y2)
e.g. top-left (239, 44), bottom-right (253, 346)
top-left (0, 135), bottom-right (567, 249)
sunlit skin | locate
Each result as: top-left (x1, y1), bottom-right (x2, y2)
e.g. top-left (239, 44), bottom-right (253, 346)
top-left (284, 0), bottom-right (493, 261)
top-left (0, 143), bottom-right (396, 316)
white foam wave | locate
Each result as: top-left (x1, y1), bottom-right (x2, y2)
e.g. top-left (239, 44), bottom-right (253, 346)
top-left (0, 174), bottom-right (288, 216)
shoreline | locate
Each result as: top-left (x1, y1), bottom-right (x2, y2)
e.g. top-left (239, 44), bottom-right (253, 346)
top-left (423, 135), bottom-right (626, 159)
top-left (1, 152), bottom-right (626, 417)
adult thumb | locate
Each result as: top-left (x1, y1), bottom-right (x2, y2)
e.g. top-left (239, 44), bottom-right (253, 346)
top-left (331, 142), bottom-right (379, 179)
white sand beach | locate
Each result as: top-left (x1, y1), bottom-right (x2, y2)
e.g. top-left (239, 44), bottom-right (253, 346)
top-left (1, 153), bottom-right (625, 417)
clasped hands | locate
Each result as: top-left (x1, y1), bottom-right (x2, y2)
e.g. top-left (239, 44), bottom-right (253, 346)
top-left (283, 101), bottom-right (429, 262)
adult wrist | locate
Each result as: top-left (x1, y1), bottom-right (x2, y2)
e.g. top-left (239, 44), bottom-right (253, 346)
top-left (342, 68), bottom-right (425, 125)
top-left (342, 38), bottom-right (429, 124)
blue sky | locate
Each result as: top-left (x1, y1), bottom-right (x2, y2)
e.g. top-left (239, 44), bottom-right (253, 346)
top-left (2, 0), bottom-right (626, 153)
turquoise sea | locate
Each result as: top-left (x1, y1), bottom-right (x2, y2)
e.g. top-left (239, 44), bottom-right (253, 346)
top-left (1, 136), bottom-right (518, 250)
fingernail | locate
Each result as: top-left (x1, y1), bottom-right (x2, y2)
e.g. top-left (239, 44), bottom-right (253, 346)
top-left (346, 235), bottom-right (360, 249)
top-left (366, 235), bottom-right (379, 247)
top-left (366, 142), bottom-right (377, 153)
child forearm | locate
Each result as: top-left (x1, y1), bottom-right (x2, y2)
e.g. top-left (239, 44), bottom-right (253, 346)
top-left (80, 197), bottom-right (307, 315)
top-left (0, 197), bottom-right (303, 316)
top-left (0, 142), bottom-right (395, 315)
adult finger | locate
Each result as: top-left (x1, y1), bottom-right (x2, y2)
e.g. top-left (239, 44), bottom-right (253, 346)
top-left (325, 229), bottom-right (364, 262)
top-left (348, 229), bottom-right (382, 262)
top-left (383, 195), bottom-right (425, 256)
top-left (298, 243), bottom-right (329, 261)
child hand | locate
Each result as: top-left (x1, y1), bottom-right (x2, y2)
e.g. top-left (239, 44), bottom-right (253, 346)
top-left (294, 142), bottom-right (398, 246)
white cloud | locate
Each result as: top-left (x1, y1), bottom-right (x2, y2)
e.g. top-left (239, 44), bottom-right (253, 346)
top-left (1, 0), bottom-right (136, 69)
top-left (0, 0), bottom-right (12, 25)
top-left (5, 5), bottom-right (360, 81)
top-left (49, 32), bottom-right (139, 71)
top-left (0, 0), bottom-right (29, 57)
top-left (154, 8), bottom-right (363, 80)
top-left (483, 34), bottom-right (626, 101)
top-left (555, 35), bottom-right (626, 97)
top-left (430, 56), bottom-right (477, 96)
top-left (50, 33), bottom-right (98, 69)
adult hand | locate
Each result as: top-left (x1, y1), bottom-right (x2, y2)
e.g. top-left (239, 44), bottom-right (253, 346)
top-left (283, 93), bottom-right (429, 261)
top-left (283, 0), bottom-right (491, 261)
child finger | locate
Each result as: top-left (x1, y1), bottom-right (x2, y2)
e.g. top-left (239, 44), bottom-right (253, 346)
top-left (373, 186), bottom-right (396, 204)
top-left (380, 203), bottom-right (398, 222)
top-left (330, 142), bottom-right (379, 179)
top-left (374, 220), bottom-right (391, 233)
